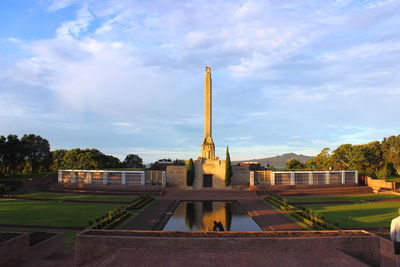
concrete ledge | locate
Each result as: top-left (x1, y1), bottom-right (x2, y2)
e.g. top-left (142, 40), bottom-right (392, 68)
top-left (76, 230), bottom-right (380, 266)
top-left (379, 237), bottom-right (397, 266)
top-left (25, 232), bottom-right (64, 260)
top-left (0, 233), bottom-right (29, 265)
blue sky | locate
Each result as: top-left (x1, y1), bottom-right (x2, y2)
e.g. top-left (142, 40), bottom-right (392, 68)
top-left (1, 0), bottom-right (399, 163)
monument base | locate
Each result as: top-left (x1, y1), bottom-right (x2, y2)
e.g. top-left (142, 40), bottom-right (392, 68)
top-left (192, 159), bottom-right (227, 189)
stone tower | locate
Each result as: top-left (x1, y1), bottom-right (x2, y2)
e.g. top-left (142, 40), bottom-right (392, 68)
top-left (201, 66), bottom-right (216, 159)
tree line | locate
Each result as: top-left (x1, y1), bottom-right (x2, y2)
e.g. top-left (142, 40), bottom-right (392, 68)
top-left (0, 134), bottom-right (145, 176)
top-left (286, 135), bottom-right (400, 179)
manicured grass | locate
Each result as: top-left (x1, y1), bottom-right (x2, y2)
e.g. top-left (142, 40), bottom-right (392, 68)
top-left (301, 201), bottom-right (399, 228)
top-left (16, 192), bottom-right (135, 202)
top-left (286, 193), bottom-right (400, 203)
top-left (0, 199), bottom-right (122, 227)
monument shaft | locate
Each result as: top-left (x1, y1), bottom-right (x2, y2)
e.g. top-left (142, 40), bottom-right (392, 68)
top-left (201, 66), bottom-right (215, 160)
top-left (204, 66), bottom-right (212, 138)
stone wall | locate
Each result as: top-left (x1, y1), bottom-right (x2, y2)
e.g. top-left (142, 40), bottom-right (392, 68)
top-left (367, 177), bottom-right (396, 192)
top-left (193, 159), bottom-right (226, 188)
top-left (232, 165), bottom-right (250, 185)
top-left (75, 230), bottom-right (380, 266)
top-left (166, 165), bottom-right (187, 187)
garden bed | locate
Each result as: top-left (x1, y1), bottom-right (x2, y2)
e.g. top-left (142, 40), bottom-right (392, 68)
top-left (29, 232), bottom-right (59, 246)
top-left (0, 232), bottom-right (23, 243)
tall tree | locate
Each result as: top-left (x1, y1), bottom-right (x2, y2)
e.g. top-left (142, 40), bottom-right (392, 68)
top-left (186, 158), bottom-right (195, 186)
top-left (2, 135), bottom-right (25, 174)
top-left (381, 135), bottom-right (400, 175)
top-left (306, 148), bottom-right (332, 170)
top-left (21, 134), bottom-right (52, 173)
top-left (331, 144), bottom-right (354, 170)
top-left (123, 154), bottom-right (144, 168)
top-left (285, 158), bottom-right (306, 169)
top-left (0, 136), bottom-right (5, 175)
top-left (51, 149), bottom-right (68, 171)
top-left (225, 146), bottom-right (233, 186)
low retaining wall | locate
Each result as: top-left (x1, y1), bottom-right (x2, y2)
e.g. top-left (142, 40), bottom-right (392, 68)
top-left (0, 233), bottom-right (29, 265)
top-left (379, 237), bottom-right (397, 266)
top-left (76, 230), bottom-right (380, 266)
top-left (0, 232), bottom-right (64, 265)
top-left (367, 177), bottom-right (396, 192)
top-left (22, 173), bottom-right (58, 188)
top-left (25, 232), bottom-right (64, 260)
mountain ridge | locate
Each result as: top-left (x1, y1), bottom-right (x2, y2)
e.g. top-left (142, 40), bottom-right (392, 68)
top-left (232, 153), bottom-right (313, 167)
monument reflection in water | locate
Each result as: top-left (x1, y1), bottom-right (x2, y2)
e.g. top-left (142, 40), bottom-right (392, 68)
top-left (163, 201), bottom-right (261, 231)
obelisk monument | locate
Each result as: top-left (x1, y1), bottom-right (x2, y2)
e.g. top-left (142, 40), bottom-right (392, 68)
top-left (201, 66), bottom-right (216, 159)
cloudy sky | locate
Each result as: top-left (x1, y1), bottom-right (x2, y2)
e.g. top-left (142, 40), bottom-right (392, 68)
top-left (1, 0), bottom-right (399, 163)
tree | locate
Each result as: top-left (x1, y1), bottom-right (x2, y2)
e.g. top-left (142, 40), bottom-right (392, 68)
top-left (285, 158), bottom-right (306, 170)
top-left (61, 148), bottom-right (106, 169)
top-left (102, 155), bottom-right (122, 168)
top-left (225, 146), bottom-right (233, 186)
top-left (2, 135), bottom-right (25, 174)
top-left (331, 144), bottom-right (354, 170)
top-left (0, 136), bottom-right (5, 175)
top-left (123, 154), bottom-right (144, 168)
top-left (306, 148), bottom-right (332, 170)
top-left (21, 134), bottom-right (52, 173)
top-left (381, 135), bottom-right (400, 175)
top-left (186, 158), bottom-right (195, 186)
top-left (52, 149), bottom-right (68, 171)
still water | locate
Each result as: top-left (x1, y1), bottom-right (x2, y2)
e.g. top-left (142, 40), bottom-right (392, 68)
top-left (163, 201), bottom-right (261, 231)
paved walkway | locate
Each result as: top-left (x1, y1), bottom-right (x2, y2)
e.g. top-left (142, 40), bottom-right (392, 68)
top-left (119, 199), bottom-right (177, 230)
top-left (90, 247), bottom-right (368, 267)
top-left (238, 199), bottom-right (304, 231)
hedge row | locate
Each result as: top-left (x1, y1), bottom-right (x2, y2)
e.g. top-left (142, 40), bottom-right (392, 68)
top-left (265, 194), bottom-right (340, 230)
top-left (88, 195), bottom-right (154, 229)
top-left (88, 208), bottom-right (128, 229)
top-left (0, 184), bottom-right (13, 193)
top-left (126, 195), bottom-right (154, 210)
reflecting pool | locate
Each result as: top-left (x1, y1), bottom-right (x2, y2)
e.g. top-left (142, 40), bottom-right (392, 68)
top-left (163, 201), bottom-right (261, 231)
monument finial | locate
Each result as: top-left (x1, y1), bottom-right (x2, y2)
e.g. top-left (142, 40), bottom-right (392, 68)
top-left (206, 66), bottom-right (211, 72)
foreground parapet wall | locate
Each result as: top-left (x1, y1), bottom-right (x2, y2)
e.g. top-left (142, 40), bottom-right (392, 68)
top-left (76, 230), bottom-right (380, 266)
top-left (0, 232), bottom-right (64, 265)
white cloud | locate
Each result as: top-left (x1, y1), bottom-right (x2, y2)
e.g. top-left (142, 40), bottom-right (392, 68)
top-left (1, 0), bottom-right (400, 162)
top-left (56, 5), bottom-right (94, 39)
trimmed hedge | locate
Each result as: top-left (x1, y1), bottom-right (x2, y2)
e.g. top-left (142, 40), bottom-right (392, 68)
top-left (88, 195), bottom-right (154, 229)
top-left (265, 194), bottom-right (340, 230)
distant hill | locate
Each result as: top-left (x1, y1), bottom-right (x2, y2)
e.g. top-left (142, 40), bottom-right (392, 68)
top-left (233, 153), bottom-right (313, 168)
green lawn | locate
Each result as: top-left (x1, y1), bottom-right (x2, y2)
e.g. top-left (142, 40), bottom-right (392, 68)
top-left (301, 201), bottom-right (399, 228)
top-left (286, 193), bottom-right (400, 203)
top-left (0, 199), bottom-right (122, 227)
top-left (16, 192), bottom-right (136, 202)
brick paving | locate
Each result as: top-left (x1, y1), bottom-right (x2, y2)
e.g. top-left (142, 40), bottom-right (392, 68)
top-left (119, 199), bottom-right (177, 230)
top-left (238, 199), bottom-right (304, 231)
top-left (122, 190), bottom-right (304, 231)
top-left (90, 247), bottom-right (369, 267)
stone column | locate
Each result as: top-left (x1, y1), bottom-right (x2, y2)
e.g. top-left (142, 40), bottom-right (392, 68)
top-left (103, 172), bottom-right (108, 185)
top-left (249, 171), bottom-right (255, 186)
top-left (162, 171), bottom-right (166, 188)
top-left (58, 170), bottom-right (62, 183)
top-left (122, 172), bottom-right (126, 185)
top-left (290, 172), bottom-right (295, 185)
top-left (201, 66), bottom-right (215, 160)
